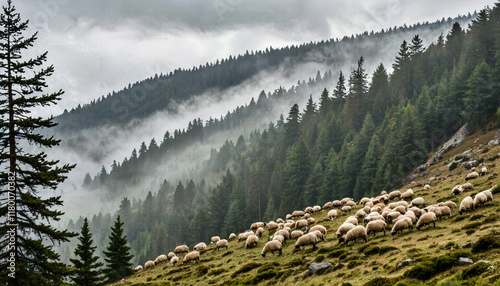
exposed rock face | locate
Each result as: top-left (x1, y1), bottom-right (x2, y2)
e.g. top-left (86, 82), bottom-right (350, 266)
top-left (304, 262), bottom-right (333, 278)
top-left (459, 257), bottom-right (473, 266)
top-left (428, 124), bottom-right (468, 164)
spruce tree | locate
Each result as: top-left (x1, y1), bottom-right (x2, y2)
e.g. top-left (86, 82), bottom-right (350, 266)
top-left (0, 1), bottom-right (76, 285)
top-left (70, 218), bottom-right (104, 286)
top-left (103, 215), bottom-right (134, 284)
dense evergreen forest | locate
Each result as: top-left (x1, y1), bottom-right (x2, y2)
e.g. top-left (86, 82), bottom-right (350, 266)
top-left (59, 6), bottom-right (500, 267)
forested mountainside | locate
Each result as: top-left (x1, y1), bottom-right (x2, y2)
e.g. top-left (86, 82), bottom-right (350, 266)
top-left (59, 6), bottom-right (500, 271)
top-left (54, 14), bottom-right (474, 133)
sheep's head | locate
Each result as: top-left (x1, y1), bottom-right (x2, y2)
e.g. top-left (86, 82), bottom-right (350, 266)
top-left (338, 235), bottom-right (346, 244)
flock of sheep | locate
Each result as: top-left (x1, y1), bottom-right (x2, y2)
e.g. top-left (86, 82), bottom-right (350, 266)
top-left (133, 169), bottom-right (495, 274)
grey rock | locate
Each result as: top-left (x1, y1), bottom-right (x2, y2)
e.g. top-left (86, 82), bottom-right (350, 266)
top-left (475, 260), bottom-right (490, 264)
top-left (458, 257), bottom-right (473, 266)
top-left (305, 262), bottom-right (333, 276)
top-left (466, 160), bottom-right (478, 169)
top-left (460, 242), bottom-right (475, 249)
top-left (397, 259), bottom-right (412, 269)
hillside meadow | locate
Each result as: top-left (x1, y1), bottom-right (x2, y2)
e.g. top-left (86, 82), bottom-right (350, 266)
top-left (111, 125), bottom-right (500, 286)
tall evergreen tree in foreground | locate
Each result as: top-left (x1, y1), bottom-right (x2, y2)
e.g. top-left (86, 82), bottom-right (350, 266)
top-left (0, 1), bottom-right (76, 285)
top-left (70, 218), bottom-right (104, 286)
top-left (103, 215), bottom-right (134, 283)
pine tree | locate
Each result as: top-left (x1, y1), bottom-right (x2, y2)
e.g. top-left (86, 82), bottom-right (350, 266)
top-left (103, 215), bottom-right (134, 284)
top-left (0, 2), bottom-right (76, 285)
top-left (70, 218), bottom-right (104, 286)
top-left (283, 103), bottom-right (301, 148)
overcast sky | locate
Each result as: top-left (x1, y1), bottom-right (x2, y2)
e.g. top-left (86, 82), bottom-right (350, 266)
top-left (14, 0), bottom-right (496, 117)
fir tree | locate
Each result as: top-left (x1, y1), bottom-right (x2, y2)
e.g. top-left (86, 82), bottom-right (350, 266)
top-left (70, 218), bottom-right (104, 286)
top-left (103, 215), bottom-right (134, 284)
top-left (0, 2), bottom-right (76, 285)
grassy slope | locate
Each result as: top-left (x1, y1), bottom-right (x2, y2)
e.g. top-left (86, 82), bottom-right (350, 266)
top-left (112, 126), bottom-right (500, 286)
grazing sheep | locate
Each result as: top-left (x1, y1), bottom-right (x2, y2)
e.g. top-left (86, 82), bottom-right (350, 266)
top-left (295, 233), bottom-right (319, 249)
top-left (193, 242), bottom-right (207, 252)
top-left (479, 166), bottom-right (488, 176)
top-left (267, 221), bottom-right (279, 232)
top-left (387, 211), bottom-right (402, 223)
top-left (380, 190), bottom-right (388, 195)
top-left (167, 252), bottom-right (176, 260)
top-left (284, 222), bottom-right (295, 229)
top-left (416, 212), bottom-right (437, 230)
top-left (312, 205), bottom-right (322, 212)
top-left (393, 205), bottom-right (407, 214)
top-left (370, 205), bottom-right (383, 213)
top-left (341, 205), bottom-right (352, 213)
top-left (170, 256), bottom-right (179, 266)
top-left (134, 265), bottom-right (143, 272)
top-left (261, 240), bottom-right (282, 257)
top-left (473, 192), bottom-right (488, 209)
top-left (285, 214), bottom-right (292, 220)
top-left (341, 197), bottom-right (352, 205)
top-left (155, 254), bottom-right (168, 265)
top-left (182, 251), bottom-right (200, 265)
top-left (306, 217), bottom-right (316, 225)
top-left (174, 245), bottom-right (189, 255)
top-left (400, 189), bottom-right (414, 200)
top-left (291, 210), bottom-right (305, 218)
top-left (451, 185), bottom-right (463, 196)
top-left (402, 211), bottom-right (418, 223)
top-left (211, 236), bottom-right (220, 244)
top-left (228, 233), bottom-right (237, 240)
top-left (245, 235), bottom-right (259, 248)
top-left (355, 209), bottom-right (367, 219)
top-left (366, 220), bottom-right (387, 236)
top-left (302, 213), bottom-right (311, 219)
top-left (144, 260), bottom-right (155, 270)
top-left (295, 219), bottom-right (308, 230)
top-left (365, 201), bottom-right (374, 208)
top-left (391, 217), bottom-right (413, 235)
top-left (291, 230), bottom-right (304, 239)
top-left (215, 239), bottom-right (228, 251)
top-left (272, 234), bottom-right (285, 244)
top-left (462, 183), bottom-right (473, 191)
top-left (251, 222), bottom-right (266, 230)
top-left (359, 197), bottom-right (371, 205)
top-left (238, 231), bottom-right (254, 242)
top-left (409, 207), bottom-right (423, 218)
top-left (323, 201), bottom-right (334, 209)
top-left (309, 225), bottom-right (327, 235)
top-left (274, 229), bottom-right (291, 241)
top-left (439, 201), bottom-right (457, 209)
top-left (255, 227), bottom-right (264, 237)
top-left (459, 196), bottom-right (474, 215)
top-left (424, 185), bottom-right (431, 190)
top-left (345, 200), bottom-right (357, 208)
top-left (389, 190), bottom-right (401, 200)
top-left (363, 205), bottom-right (371, 214)
top-left (439, 206), bottom-right (451, 219)
top-left (344, 216), bottom-right (358, 225)
top-left (481, 189), bottom-right (493, 203)
top-left (339, 225), bottom-right (367, 244)
top-left (304, 206), bottom-right (314, 213)
top-left (276, 218), bottom-right (284, 224)
top-left (410, 197), bottom-right (425, 208)
top-left (328, 209), bottom-right (338, 220)
top-left (427, 206), bottom-right (443, 220)
top-left (363, 214), bottom-right (385, 225)
top-left (310, 230), bottom-right (324, 241)
top-left (336, 223), bottom-right (356, 238)
top-left (332, 200), bottom-right (343, 207)
top-left (465, 171), bottom-right (479, 181)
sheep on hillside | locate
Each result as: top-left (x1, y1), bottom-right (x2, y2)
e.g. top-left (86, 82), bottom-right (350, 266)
top-left (339, 226), bottom-right (367, 244)
top-left (173, 245), bottom-right (189, 255)
top-left (465, 171), bottom-right (479, 181)
top-left (328, 209), bottom-right (338, 221)
top-left (245, 235), bottom-right (259, 248)
top-left (459, 196), bottom-right (474, 215)
top-left (193, 242), bottom-right (207, 252)
top-left (295, 233), bottom-right (319, 249)
top-left (366, 220), bottom-right (387, 236)
top-left (416, 212), bottom-right (437, 230)
top-left (215, 239), bottom-right (228, 251)
top-left (261, 240), bottom-right (282, 257)
top-left (473, 192), bottom-right (488, 209)
top-left (182, 251), bottom-right (200, 265)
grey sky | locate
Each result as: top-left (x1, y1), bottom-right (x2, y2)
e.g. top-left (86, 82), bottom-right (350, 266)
top-left (13, 0), bottom-right (496, 117)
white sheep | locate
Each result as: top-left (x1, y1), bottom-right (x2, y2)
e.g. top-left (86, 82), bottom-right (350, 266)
top-left (170, 256), bottom-right (179, 266)
top-left (211, 236), bottom-right (220, 244)
top-left (167, 252), bottom-right (176, 260)
top-left (295, 233), bottom-right (318, 249)
top-left (465, 171), bottom-right (479, 181)
top-left (291, 210), bottom-right (305, 218)
top-left (363, 214), bottom-right (385, 225)
top-left (182, 251), bottom-right (200, 265)
top-left (272, 234), bottom-right (285, 244)
top-left (339, 225), bottom-right (367, 244)
top-left (154, 254), bottom-right (168, 265)
top-left (238, 231), bottom-right (254, 242)
top-left (416, 212), bottom-right (437, 230)
top-left (355, 209), bottom-right (367, 219)
top-left (481, 189), bottom-right (493, 203)
top-left (473, 192), bottom-right (488, 209)
top-left (250, 222), bottom-right (266, 229)
top-left (134, 265), bottom-right (143, 272)
top-left (307, 217), bottom-right (316, 225)
top-left (228, 233), bottom-right (237, 240)
top-left (439, 206), bottom-right (451, 219)
top-left (359, 197), bottom-right (371, 205)
top-left (345, 200), bottom-right (357, 208)
top-left (323, 201), bottom-right (334, 209)
top-left (459, 196), bottom-right (474, 215)
top-left (366, 220), bottom-right (387, 236)
top-left (328, 209), bottom-right (338, 220)
top-left (312, 205), bottom-right (322, 212)
top-left (336, 223), bottom-right (355, 238)
top-left (275, 229), bottom-right (291, 241)
top-left (389, 190), bottom-right (401, 200)
top-left (341, 205), bottom-right (352, 213)
top-left (255, 227), bottom-right (264, 237)
top-left (451, 185), bottom-right (463, 196)
top-left (387, 211), bottom-right (402, 223)
top-left (427, 206), bottom-right (442, 220)
top-left (304, 206), bottom-right (314, 213)
top-left (439, 201), bottom-right (457, 209)
top-left (261, 240), bottom-right (282, 257)
top-left (173, 245), bottom-right (189, 255)
top-left (215, 239), bottom-right (228, 251)
top-left (302, 213), bottom-right (311, 219)
top-left (309, 230), bottom-right (324, 241)
top-left (462, 183), bottom-right (473, 191)
top-left (479, 166), bottom-right (488, 176)
top-left (309, 225), bottom-right (327, 235)
top-left (267, 221), bottom-right (279, 232)
top-left (410, 197), bottom-right (425, 208)
top-left (245, 235), bottom-right (259, 248)
top-left (144, 260), bottom-right (155, 270)
top-left (291, 230), bottom-right (304, 239)
top-left (344, 216), bottom-right (358, 225)
top-left (424, 185), bottom-right (431, 190)
top-left (332, 200), bottom-right (343, 207)
top-left (400, 189), bottom-right (414, 200)
top-left (193, 242), bottom-right (207, 252)
top-left (391, 217), bottom-right (413, 235)
top-left (295, 219), bottom-right (308, 230)
top-left (276, 218), bottom-right (284, 224)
